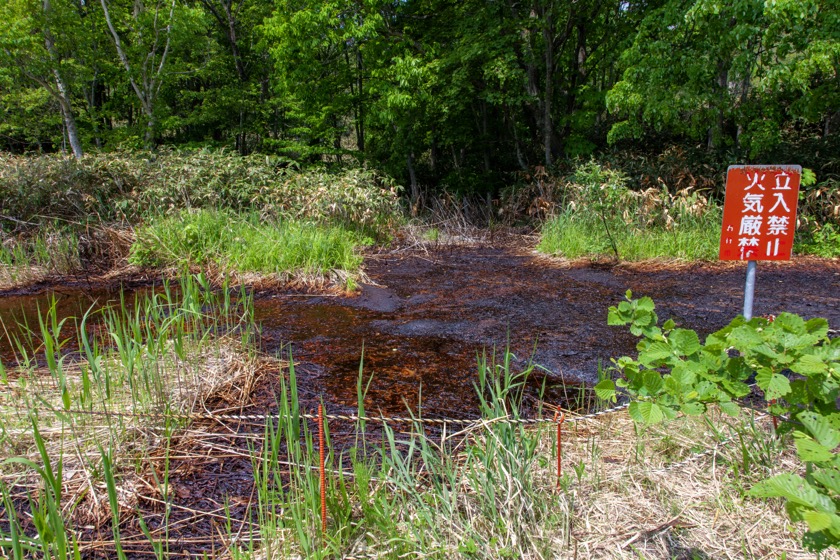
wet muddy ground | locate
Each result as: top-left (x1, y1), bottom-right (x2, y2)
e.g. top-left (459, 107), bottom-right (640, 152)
top-left (2, 245), bottom-right (839, 417)
top-left (2, 244), bottom-right (839, 556)
top-left (251, 245), bottom-right (840, 417)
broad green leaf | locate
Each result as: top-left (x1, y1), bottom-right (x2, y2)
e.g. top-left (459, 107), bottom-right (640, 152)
top-left (804, 318), bottom-right (829, 338)
top-left (775, 312), bottom-right (807, 334)
top-left (718, 400), bottom-right (741, 417)
top-left (680, 402), bottom-right (705, 416)
top-left (664, 376), bottom-right (681, 394)
top-left (695, 380), bottom-right (717, 399)
top-left (728, 324), bottom-right (764, 348)
top-left (720, 379), bottom-right (751, 398)
top-left (634, 312), bottom-right (653, 326)
top-left (749, 473), bottom-right (836, 512)
top-left (642, 370), bottom-right (664, 394)
top-left (792, 354), bottom-right (827, 375)
top-left (801, 168), bottom-right (817, 187)
top-left (635, 297), bottom-right (654, 312)
top-left (628, 401), bottom-right (664, 424)
top-left (803, 511), bottom-right (836, 532)
top-left (756, 370), bottom-right (791, 400)
top-left (798, 411), bottom-right (840, 450)
top-left (607, 308), bottom-right (625, 326)
top-left (661, 405), bottom-right (678, 420)
top-left (670, 328), bottom-right (701, 356)
top-left (812, 467), bottom-right (840, 495)
top-left (670, 362), bottom-right (697, 386)
top-left (639, 341), bottom-right (672, 365)
top-left (594, 379), bottom-right (617, 402)
top-left (795, 434), bottom-right (834, 463)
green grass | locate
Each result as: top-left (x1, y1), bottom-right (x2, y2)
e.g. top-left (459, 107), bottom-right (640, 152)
top-left (129, 209), bottom-right (365, 276)
top-left (0, 230), bottom-right (80, 274)
top-left (794, 223), bottom-right (840, 257)
top-left (538, 209), bottom-right (722, 261)
top-left (0, 274), bottom-right (255, 560)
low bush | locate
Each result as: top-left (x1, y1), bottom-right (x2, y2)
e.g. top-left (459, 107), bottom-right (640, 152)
top-left (535, 159), bottom-right (839, 260)
top-left (0, 150), bottom-right (403, 237)
top-left (598, 293), bottom-right (840, 552)
top-left (536, 161), bottom-right (721, 260)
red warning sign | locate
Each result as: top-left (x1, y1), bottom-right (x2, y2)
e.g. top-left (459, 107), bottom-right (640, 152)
top-left (719, 165), bottom-right (800, 261)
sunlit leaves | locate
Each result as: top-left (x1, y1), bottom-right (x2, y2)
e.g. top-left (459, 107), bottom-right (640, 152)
top-left (608, 292), bottom-right (840, 551)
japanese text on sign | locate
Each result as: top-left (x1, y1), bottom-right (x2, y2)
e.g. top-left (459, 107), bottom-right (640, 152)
top-left (719, 165), bottom-right (801, 261)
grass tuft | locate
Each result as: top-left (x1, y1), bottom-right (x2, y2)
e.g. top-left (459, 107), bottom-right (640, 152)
top-left (538, 209), bottom-right (721, 261)
top-left (129, 209), bottom-right (365, 277)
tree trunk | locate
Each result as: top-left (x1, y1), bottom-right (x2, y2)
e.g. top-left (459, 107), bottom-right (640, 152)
top-left (50, 68), bottom-right (84, 160)
top-left (42, 0), bottom-right (83, 160)
top-left (144, 115), bottom-right (156, 150)
top-left (407, 151), bottom-right (419, 215)
top-left (481, 100), bottom-right (491, 174)
top-left (60, 99), bottom-right (84, 160)
top-left (225, 3), bottom-right (246, 81)
top-left (511, 111), bottom-right (528, 171)
top-left (542, 9), bottom-right (554, 168)
top-left (356, 48), bottom-right (365, 153)
top-left (101, 0), bottom-right (174, 152)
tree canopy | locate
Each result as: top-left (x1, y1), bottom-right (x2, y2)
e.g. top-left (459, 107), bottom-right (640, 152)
top-left (1, 0), bottom-right (837, 194)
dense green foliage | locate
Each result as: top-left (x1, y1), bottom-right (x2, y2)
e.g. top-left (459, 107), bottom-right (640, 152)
top-left (0, 0), bottom-right (837, 199)
top-left (598, 293), bottom-right (840, 551)
top-left (535, 160), bottom-right (837, 260)
top-left (0, 152), bottom-right (399, 281)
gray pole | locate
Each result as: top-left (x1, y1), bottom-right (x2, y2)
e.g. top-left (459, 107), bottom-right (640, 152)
top-left (743, 260), bottom-right (757, 320)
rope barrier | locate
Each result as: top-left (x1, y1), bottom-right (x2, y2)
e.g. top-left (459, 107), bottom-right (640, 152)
top-left (0, 402), bottom-right (632, 429)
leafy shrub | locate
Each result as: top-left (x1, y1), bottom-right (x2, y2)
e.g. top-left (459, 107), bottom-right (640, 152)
top-left (598, 293), bottom-right (840, 551)
top-left (535, 161), bottom-right (720, 260)
top-left (0, 151), bottom-right (403, 237)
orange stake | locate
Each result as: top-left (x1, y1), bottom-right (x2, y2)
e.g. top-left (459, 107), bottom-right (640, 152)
top-left (555, 410), bottom-right (565, 490)
top-left (318, 403), bottom-right (327, 535)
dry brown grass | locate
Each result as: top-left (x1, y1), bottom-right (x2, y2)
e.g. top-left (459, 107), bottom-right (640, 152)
top-left (0, 339), bottom-right (272, 533)
top-left (546, 407), bottom-right (835, 559)
top-left (0, 264), bottom-right (50, 291)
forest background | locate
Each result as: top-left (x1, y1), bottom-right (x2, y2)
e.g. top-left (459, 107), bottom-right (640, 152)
top-left (1, 0), bottom-right (838, 234)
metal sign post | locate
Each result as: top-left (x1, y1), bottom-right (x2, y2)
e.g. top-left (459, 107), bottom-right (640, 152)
top-left (719, 165), bottom-right (801, 319)
top-left (743, 260), bottom-right (757, 320)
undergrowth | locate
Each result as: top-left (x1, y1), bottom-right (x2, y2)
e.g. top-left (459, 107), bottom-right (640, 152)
top-left (0, 151), bottom-right (403, 235)
top-left (535, 160), bottom-right (838, 261)
top-left (539, 209), bottom-right (721, 261)
top-left (129, 209), bottom-right (366, 277)
top-left (0, 283), bottom-right (830, 558)
top-left (537, 162), bottom-right (722, 261)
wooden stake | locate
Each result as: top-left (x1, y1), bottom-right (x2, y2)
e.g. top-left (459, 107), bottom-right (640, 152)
top-left (318, 403), bottom-right (327, 535)
top-left (555, 410), bottom-right (565, 490)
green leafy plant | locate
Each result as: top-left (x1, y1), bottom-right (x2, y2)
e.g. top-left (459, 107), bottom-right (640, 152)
top-left (598, 292), bottom-right (839, 551)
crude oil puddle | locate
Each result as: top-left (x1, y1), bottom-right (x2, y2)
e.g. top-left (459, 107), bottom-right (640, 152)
top-left (251, 247), bottom-right (840, 417)
top-left (2, 246), bottom-right (840, 417)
